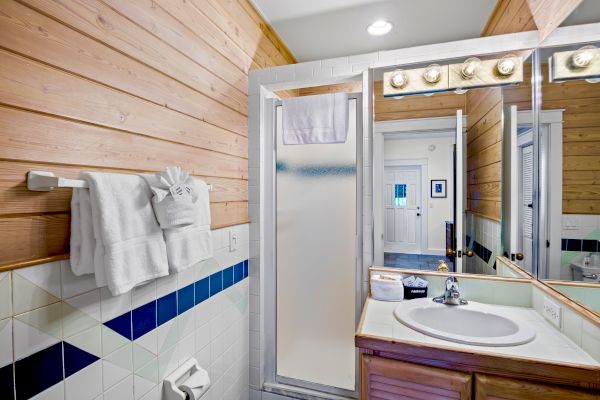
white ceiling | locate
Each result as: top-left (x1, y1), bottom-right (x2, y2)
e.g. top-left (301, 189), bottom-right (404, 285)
top-left (251, 0), bottom-right (600, 63)
top-left (251, 0), bottom-right (497, 62)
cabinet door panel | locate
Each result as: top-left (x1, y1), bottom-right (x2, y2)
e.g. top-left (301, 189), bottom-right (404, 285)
top-left (475, 374), bottom-right (600, 400)
top-left (361, 355), bottom-right (472, 400)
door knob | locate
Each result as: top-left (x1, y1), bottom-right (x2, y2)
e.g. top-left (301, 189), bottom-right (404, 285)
top-left (465, 249), bottom-right (474, 257)
top-left (516, 253), bottom-right (524, 260)
top-left (416, 213), bottom-right (421, 216)
top-left (447, 249), bottom-right (456, 257)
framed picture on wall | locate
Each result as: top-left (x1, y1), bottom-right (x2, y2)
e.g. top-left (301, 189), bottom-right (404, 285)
top-left (431, 179), bottom-right (447, 198)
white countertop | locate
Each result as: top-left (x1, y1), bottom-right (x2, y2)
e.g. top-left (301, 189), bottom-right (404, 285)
top-left (359, 297), bottom-right (600, 367)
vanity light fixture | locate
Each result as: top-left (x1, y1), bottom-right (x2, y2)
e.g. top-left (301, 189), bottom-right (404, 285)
top-left (423, 64), bottom-right (442, 84)
top-left (460, 57), bottom-right (481, 79)
top-left (496, 54), bottom-right (517, 76)
top-left (571, 45), bottom-right (596, 69)
top-left (389, 69), bottom-right (408, 89)
top-left (367, 20), bottom-right (392, 36)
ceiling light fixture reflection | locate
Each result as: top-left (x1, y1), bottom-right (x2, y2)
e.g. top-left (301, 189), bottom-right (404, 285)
top-left (367, 20), bottom-right (393, 36)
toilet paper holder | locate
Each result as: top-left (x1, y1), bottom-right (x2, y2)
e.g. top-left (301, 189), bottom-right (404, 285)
top-left (163, 358), bottom-right (210, 400)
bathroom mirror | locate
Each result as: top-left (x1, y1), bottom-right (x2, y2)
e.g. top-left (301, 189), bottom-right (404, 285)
top-left (371, 50), bottom-right (535, 279)
top-left (536, 41), bottom-right (600, 315)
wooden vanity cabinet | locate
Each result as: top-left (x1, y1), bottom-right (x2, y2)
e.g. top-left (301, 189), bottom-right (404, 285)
top-left (361, 354), bottom-right (472, 399)
top-left (474, 374), bottom-right (600, 400)
top-left (360, 355), bottom-right (600, 400)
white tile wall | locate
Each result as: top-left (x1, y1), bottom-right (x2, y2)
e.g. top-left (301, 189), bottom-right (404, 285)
top-left (1, 224), bottom-right (250, 400)
top-left (465, 213), bottom-right (501, 275)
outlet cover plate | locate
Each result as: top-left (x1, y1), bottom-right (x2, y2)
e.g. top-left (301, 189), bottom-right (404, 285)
top-left (543, 297), bottom-right (562, 328)
top-left (229, 231), bottom-right (238, 252)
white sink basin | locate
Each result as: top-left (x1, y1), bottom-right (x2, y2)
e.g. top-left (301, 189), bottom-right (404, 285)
top-left (393, 298), bottom-right (536, 346)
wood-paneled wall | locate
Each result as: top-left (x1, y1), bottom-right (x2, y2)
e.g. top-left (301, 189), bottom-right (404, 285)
top-left (465, 88), bottom-right (504, 222)
top-left (0, 0), bottom-right (295, 268)
top-left (298, 81), bottom-right (466, 120)
top-left (504, 66), bottom-right (600, 214)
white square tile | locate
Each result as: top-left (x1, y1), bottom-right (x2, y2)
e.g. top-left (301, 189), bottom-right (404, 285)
top-left (61, 260), bottom-right (98, 299)
top-left (13, 303), bottom-right (62, 360)
top-left (13, 263), bottom-right (61, 315)
top-left (132, 281), bottom-right (156, 309)
top-left (0, 318), bottom-right (12, 368)
top-left (155, 274), bottom-right (177, 299)
top-left (65, 360), bottom-right (102, 400)
top-left (103, 374), bottom-right (133, 400)
top-left (0, 272), bottom-right (12, 319)
top-left (100, 287), bottom-right (131, 323)
top-left (31, 382), bottom-right (64, 400)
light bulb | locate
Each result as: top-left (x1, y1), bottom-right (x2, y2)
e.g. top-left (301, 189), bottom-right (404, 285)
top-left (571, 45), bottom-right (596, 69)
top-left (390, 70), bottom-right (408, 89)
top-left (497, 54), bottom-right (517, 76)
top-left (367, 20), bottom-right (393, 36)
top-left (461, 57), bottom-right (481, 79)
top-left (423, 64), bottom-right (442, 84)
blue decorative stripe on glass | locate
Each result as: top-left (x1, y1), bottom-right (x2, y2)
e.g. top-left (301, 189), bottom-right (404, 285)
top-left (132, 301), bottom-right (156, 340)
top-left (178, 283), bottom-right (195, 314)
top-left (210, 271), bottom-right (223, 296)
top-left (195, 277), bottom-right (210, 305)
top-left (243, 260), bottom-right (248, 278)
top-left (157, 292), bottom-right (177, 326)
top-left (276, 161), bottom-right (356, 176)
top-left (104, 311), bottom-right (132, 340)
top-left (63, 342), bottom-right (99, 378)
top-left (15, 342), bottom-right (63, 400)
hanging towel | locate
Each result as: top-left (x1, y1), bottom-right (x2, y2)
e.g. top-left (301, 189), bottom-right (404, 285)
top-left (282, 92), bottom-right (348, 145)
top-left (142, 169), bottom-right (213, 273)
top-left (163, 179), bottom-right (212, 272)
top-left (70, 172), bottom-right (169, 295)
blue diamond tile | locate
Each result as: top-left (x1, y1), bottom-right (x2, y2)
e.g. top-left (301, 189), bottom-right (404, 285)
top-left (0, 363), bottom-right (14, 400)
top-left (104, 311), bottom-right (132, 340)
top-left (132, 301), bottom-right (156, 340)
top-left (195, 277), bottom-right (210, 305)
top-left (15, 342), bottom-right (63, 400)
top-left (223, 266), bottom-right (234, 290)
top-left (243, 260), bottom-right (248, 278)
top-left (157, 292), bottom-right (177, 326)
top-left (209, 271), bottom-right (222, 296)
top-left (63, 342), bottom-right (99, 378)
top-left (178, 284), bottom-right (194, 314)
top-left (234, 262), bottom-right (244, 283)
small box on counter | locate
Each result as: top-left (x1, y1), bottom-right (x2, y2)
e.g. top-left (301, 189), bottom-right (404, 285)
top-left (402, 276), bottom-right (429, 300)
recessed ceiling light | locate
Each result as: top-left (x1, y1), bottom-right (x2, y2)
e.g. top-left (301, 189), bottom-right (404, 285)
top-left (367, 20), bottom-right (392, 36)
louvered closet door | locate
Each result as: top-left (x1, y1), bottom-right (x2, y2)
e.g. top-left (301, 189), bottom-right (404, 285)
top-left (361, 355), bottom-right (472, 400)
top-left (521, 145), bottom-right (533, 272)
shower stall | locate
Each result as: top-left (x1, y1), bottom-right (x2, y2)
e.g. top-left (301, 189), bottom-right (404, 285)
top-left (261, 93), bottom-right (364, 398)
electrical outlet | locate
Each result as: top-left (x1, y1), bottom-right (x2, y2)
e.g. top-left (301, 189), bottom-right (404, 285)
top-left (543, 297), bottom-right (562, 328)
top-left (229, 231), bottom-right (238, 252)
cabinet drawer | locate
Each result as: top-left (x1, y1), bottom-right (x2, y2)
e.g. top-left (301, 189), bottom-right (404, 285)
top-left (475, 374), bottom-right (600, 399)
top-left (361, 354), bottom-right (472, 399)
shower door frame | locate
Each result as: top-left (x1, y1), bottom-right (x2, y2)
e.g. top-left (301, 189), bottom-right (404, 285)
top-left (263, 93), bottom-right (364, 399)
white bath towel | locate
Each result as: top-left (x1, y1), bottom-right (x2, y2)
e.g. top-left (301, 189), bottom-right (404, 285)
top-left (70, 172), bottom-right (169, 295)
top-left (282, 92), bottom-right (348, 145)
top-left (142, 174), bottom-right (213, 272)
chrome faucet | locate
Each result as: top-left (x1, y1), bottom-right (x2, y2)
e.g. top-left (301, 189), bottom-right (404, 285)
top-left (433, 276), bottom-right (468, 305)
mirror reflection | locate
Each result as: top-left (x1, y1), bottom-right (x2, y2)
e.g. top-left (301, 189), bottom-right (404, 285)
top-left (537, 42), bottom-right (600, 314)
top-left (372, 52), bottom-right (534, 278)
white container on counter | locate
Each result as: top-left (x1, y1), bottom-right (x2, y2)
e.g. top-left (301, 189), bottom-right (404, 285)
top-left (371, 273), bottom-right (404, 301)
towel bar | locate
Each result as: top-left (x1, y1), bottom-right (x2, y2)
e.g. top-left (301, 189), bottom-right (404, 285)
top-left (27, 171), bottom-right (213, 191)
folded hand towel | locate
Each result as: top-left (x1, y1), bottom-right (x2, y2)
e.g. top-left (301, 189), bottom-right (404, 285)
top-left (71, 172), bottom-right (169, 295)
top-left (142, 170), bottom-right (213, 273)
top-left (162, 179), bottom-right (212, 272)
top-left (146, 166), bottom-right (196, 229)
top-left (282, 92), bottom-right (348, 145)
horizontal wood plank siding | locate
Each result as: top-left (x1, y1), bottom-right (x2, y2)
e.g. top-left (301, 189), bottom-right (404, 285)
top-left (0, 0), bottom-right (294, 266)
top-left (466, 87), bottom-right (503, 222)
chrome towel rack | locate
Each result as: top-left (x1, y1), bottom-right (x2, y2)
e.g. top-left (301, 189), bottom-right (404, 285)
top-left (27, 171), bottom-right (213, 191)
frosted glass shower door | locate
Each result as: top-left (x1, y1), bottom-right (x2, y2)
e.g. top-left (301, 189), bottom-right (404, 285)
top-left (276, 98), bottom-right (357, 391)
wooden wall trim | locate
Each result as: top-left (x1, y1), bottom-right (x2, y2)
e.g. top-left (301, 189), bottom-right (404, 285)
top-left (0, 0), bottom-right (294, 268)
